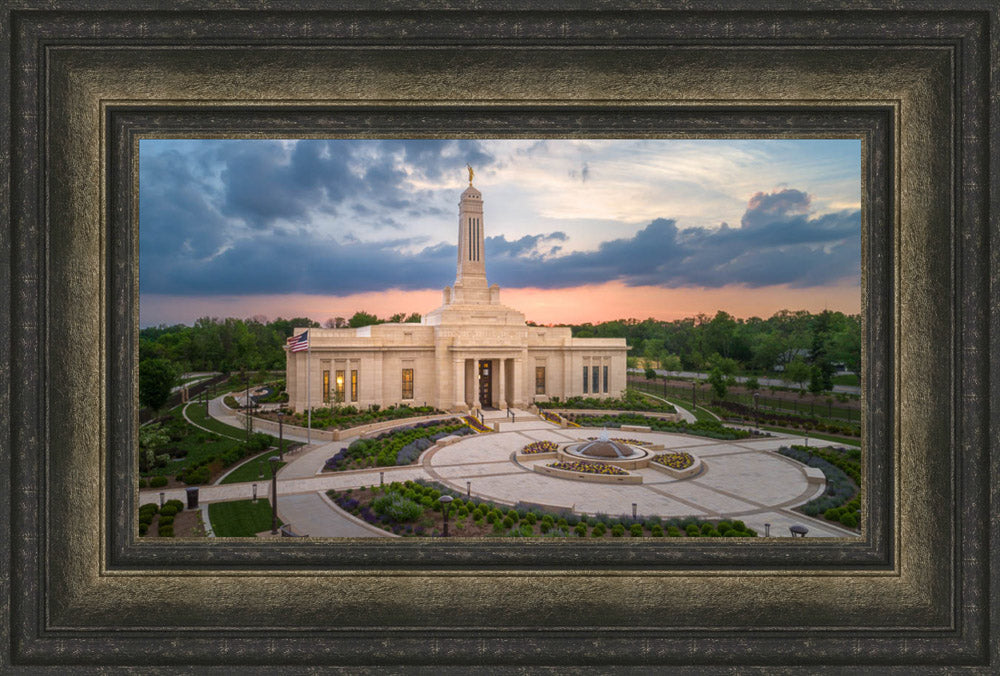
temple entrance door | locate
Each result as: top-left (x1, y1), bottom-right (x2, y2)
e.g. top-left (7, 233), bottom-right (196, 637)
top-left (478, 359), bottom-right (493, 409)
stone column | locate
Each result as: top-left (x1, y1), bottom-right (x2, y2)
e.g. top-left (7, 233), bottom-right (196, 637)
top-left (473, 358), bottom-right (481, 408)
top-left (497, 358), bottom-right (506, 409)
top-left (453, 358), bottom-right (466, 409)
top-left (512, 357), bottom-right (524, 407)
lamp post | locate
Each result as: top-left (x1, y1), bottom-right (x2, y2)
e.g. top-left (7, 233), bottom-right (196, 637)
top-left (764, 522), bottom-right (770, 537)
top-left (753, 391), bottom-right (760, 431)
top-left (245, 370), bottom-right (251, 442)
top-left (439, 495), bottom-right (454, 537)
top-left (632, 502), bottom-right (637, 519)
top-left (466, 481), bottom-right (471, 498)
top-left (277, 410), bottom-right (284, 461)
top-left (269, 455), bottom-right (280, 535)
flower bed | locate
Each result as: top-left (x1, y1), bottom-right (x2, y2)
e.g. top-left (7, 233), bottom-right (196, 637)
top-left (322, 419), bottom-right (472, 471)
top-left (586, 436), bottom-right (650, 447)
top-left (536, 390), bottom-right (675, 414)
top-left (463, 415), bottom-right (492, 433)
top-left (778, 445), bottom-right (861, 529)
top-left (327, 479), bottom-right (758, 538)
top-left (569, 412), bottom-right (753, 441)
top-left (261, 403), bottom-right (441, 430)
top-left (653, 452), bottom-right (694, 470)
top-left (539, 410), bottom-right (562, 425)
top-left (521, 441), bottom-right (559, 455)
top-left (547, 461), bottom-right (628, 476)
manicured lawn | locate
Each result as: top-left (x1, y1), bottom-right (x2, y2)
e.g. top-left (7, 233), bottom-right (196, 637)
top-left (832, 373), bottom-right (859, 386)
top-left (185, 401), bottom-right (245, 440)
top-left (219, 451), bottom-right (287, 484)
top-left (209, 499), bottom-right (283, 537)
top-left (630, 386), bottom-right (718, 422)
top-left (759, 425), bottom-right (860, 447)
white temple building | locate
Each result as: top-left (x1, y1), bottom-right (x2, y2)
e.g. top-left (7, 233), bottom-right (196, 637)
top-left (285, 171), bottom-right (627, 413)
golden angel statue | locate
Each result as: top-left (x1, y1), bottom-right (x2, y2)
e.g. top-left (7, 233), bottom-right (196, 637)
top-left (466, 164), bottom-right (474, 185)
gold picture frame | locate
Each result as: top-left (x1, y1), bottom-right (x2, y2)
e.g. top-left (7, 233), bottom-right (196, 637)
top-left (2, 3), bottom-right (996, 669)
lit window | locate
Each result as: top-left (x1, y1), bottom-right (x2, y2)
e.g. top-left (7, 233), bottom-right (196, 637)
top-left (336, 370), bottom-right (345, 401)
top-left (322, 370), bottom-right (330, 403)
top-left (351, 369), bottom-right (358, 402)
top-left (535, 366), bottom-right (546, 395)
top-left (402, 368), bottom-right (414, 400)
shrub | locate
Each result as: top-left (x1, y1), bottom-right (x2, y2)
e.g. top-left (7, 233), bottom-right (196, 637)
top-left (165, 499), bottom-right (183, 511)
top-left (506, 509), bottom-right (519, 523)
top-left (824, 507), bottom-right (841, 521)
top-left (157, 526), bottom-right (174, 537)
top-left (630, 523), bottom-right (644, 537)
top-left (651, 525), bottom-right (664, 537)
top-left (574, 522), bottom-right (588, 537)
top-left (716, 520), bottom-right (732, 533)
top-left (371, 494), bottom-right (424, 522)
top-left (159, 505), bottom-right (179, 517)
top-left (539, 521), bottom-right (551, 534)
top-left (502, 516), bottom-right (514, 529)
top-left (839, 512), bottom-right (859, 528)
top-left (149, 476), bottom-right (168, 488)
top-left (591, 523), bottom-right (607, 537)
top-left (157, 515), bottom-right (175, 527)
top-left (666, 526), bottom-right (681, 537)
top-left (525, 512), bottom-right (538, 525)
top-left (611, 524), bottom-right (625, 537)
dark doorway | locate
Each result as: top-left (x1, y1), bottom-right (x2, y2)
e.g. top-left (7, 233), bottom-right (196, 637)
top-left (478, 359), bottom-right (494, 409)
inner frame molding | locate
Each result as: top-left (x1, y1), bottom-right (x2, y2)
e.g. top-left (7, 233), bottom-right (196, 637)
top-left (108, 105), bottom-right (892, 572)
top-left (4, 6), bottom-right (995, 670)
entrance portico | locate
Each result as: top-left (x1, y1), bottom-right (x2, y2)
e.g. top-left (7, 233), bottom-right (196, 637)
top-left (451, 354), bottom-right (523, 410)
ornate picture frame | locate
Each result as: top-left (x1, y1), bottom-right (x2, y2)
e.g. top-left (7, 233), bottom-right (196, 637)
top-left (2, 3), bottom-right (996, 670)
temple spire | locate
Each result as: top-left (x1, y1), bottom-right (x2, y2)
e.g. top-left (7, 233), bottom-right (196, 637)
top-left (456, 169), bottom-right (487, 291)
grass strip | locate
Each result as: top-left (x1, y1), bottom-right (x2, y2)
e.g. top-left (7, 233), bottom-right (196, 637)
top-left (219, 451), bottom-right (287, 484)
top-left (209, 499), bottom-right (283, 537)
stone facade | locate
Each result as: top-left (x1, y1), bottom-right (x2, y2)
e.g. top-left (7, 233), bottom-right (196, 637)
top-left (286, 178), bottom-right (627, 413)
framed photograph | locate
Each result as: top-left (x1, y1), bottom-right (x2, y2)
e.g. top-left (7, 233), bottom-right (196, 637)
top-left (136, 135), bottom-right (866, 544)
top-left (3, 3), bottom-right (997, 670)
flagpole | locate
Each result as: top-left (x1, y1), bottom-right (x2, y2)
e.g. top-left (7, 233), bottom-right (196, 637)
top-left (306, 337), bottom-right (312, 444)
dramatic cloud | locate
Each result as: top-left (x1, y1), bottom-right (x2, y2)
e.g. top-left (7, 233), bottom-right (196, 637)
top-left (141, 167), bottom-right (859, 296)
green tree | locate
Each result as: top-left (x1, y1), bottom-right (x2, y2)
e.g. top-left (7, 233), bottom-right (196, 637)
top-left (404, 313), bottom-right (422, 323)
top-left (388, 312), bottom-right (406, 323)
top-left (809, 365), bottom-right (827, 395)
top-left (138, 358), bottom-right (178, 412)
top-left (644, 367), bottom-right (657, 381)
top-left (348, 310), bottom-right (381, 328)
top-left (660, 353), bottom-right (682, 372)
top-left (783, 357), bottom-right (811, 390)
top-left (744, 375), bottom-right (760, 392)
top-left (708, 367), bottom-right (727, 400)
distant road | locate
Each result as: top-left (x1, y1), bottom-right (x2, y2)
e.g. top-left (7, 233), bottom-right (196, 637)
top-left (628, 368), bottom-right (861, 396)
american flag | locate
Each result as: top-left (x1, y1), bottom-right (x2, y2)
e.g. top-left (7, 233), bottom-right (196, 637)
top-left (287, 331), bottom-right (309, 352)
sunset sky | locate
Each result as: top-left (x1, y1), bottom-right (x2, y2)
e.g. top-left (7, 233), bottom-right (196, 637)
top-left (139, 138), bottom-right (861, 327)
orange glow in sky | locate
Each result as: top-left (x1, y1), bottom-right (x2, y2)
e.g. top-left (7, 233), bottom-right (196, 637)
top-left (140, 280), bottom-right (860, 327)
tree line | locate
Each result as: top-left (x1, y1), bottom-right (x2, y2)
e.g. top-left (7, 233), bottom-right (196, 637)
top-left (566, 309), bottom-right (861, 385)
